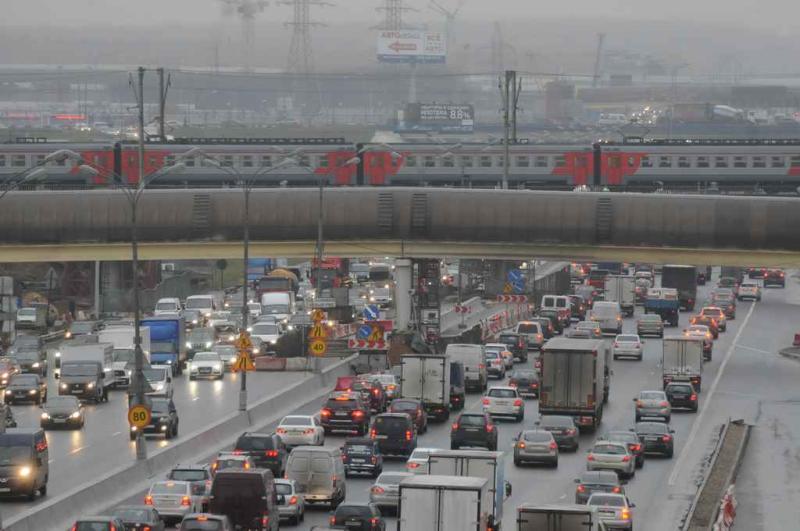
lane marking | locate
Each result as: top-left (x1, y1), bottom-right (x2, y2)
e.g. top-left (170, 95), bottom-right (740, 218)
top-left (192, 397), bottom-right (201, 401)
top-left (70, 445), bottom-right (89, 455)
top-left (667, 300), bottom-right (757, 487)
top-left (734, 344), bottom-right (772, 355)
top-left (112, 431), bottom-right (121, 436)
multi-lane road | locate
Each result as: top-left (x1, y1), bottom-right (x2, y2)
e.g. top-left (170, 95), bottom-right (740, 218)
top-left (89, 270), bottom-right (800, 530)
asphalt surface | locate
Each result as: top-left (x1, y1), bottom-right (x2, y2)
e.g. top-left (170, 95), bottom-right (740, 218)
top-left (13, 266), bottom-right (800, 530)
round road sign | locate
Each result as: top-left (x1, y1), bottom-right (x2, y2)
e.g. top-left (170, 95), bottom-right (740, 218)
top-left (309, 338), bottom-right (328, 357)
top-left (128, 404), bottom-right (152, 428)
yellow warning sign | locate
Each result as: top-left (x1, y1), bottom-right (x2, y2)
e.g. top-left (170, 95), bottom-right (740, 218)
top-left (310, 309), bottom-right (326, 323)
top-left (232, 352), bottom-right (256, 372)
top-left (368, 324), bottom-right (384, 342)
top-left (309, 338), bottom-right (328, 357)
top-left (234, 332), bottom-right (253, 351)
top-left (503, 282), bottom-right (513, 294)
top-left (308, 324), bottom-right (329, 339)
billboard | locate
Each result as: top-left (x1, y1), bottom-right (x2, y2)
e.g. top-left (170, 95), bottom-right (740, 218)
top-left (377, 31), bottom-right (446, 64)
top-left (399, 103), bottom-right (474, 132)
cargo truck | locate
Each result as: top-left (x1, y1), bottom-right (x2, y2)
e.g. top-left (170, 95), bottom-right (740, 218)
top-left (662, 337), bottom-right (704, 391)
top-left (427, 450), bottom-right (510, 530)
top-left (516, 504), bottom-right (603, 531)
top-left (397, 475), bottom-right (491, 531)
top-left (603, 275), bottom-right (635, 317)
top-left (400, 354), bottom-right (451, 421)
top-left (661, 265), bottom-right (697, 311)
top-left (644, 287), bottom-right (680, 326)
top-left (141, 316), bottom-right (186, 376)
top-left (539, 338), bottom-right (607, 431)
top-left (99, 326), bottom-right (151, 387)
top-left (57, 342), bottom-right (116, 402)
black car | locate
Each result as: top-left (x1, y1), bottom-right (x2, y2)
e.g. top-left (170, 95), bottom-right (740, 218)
top-left (130, 398), bottom-right (179, 440)
top-left (352, 379), bottom-right (387, 414)
top-left (112, 505), bottom-right (166, 531)
top-left (538, 310), bottom-right (563, 334)
top-left (388, 398), bottom-right (428, 433)
top-left (665, 382), bottom-right (699, 412)
top-left (329, 503), bottom-right (386, 531)
top-left (370, 413), bottom-right (417, 457)
top-left (185, 327), bottom-right (216, 360)
top-left (508, 369), bottom-right (539, 398)
top-left (40, 396), bottom-right (85, 430)
top-left (496, 332), bottom-right (529, 362)
top-left (601, 430), bottom-right (645, 469)
top-left (233, 432), bottom-right (288, 476)
top-left (530, 317), bottom-right (555, 339)
top-left (166, 465), bottom-right (213, 510)
top-left (450, 412), bottom-right (497, 451)
top-left (0, 357), bottom-right (21, 388)
top-left (70, 517), bottom-right (128, 531)
top-left (343, 437), bottom-right (383, 478)
top-left (764, 269), bottom-right (785, 288)
top-left (574, 470), bottom-right (624, 504)
top-left (634, 422), bottom-right (675, 457)
top-left (537, 415), bottom-right (579, 451)
top-left (320, 392), bottom-right (371, 435)
top-left (4, 374), bottom-right (47, 404)
top-left (10, 350), bottom-right (47, 377)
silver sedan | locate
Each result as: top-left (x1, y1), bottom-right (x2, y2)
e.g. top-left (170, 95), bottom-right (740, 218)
top-left (612, 334), bottom-right (643, 361)
top-left (369, 471), bottom-right (413, 513)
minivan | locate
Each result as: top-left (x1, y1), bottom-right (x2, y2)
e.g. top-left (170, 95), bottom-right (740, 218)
top-left (154, 297), bottom-right (182, 315)
top-left (444, 344), bottom-right (487, 392)
top-left (370, 413), bottom-right (417, 457)
top-left (0, 429), bottom-right (49, 499)
top-left (540, 295), bottom-right (571, 327)
top-left (589, 301), bottom-right (623, 335)
top-left (208, 469), bottom-right (279, 531)
top-left (515, 321), bottom-right (545, 351)
top-left (285, 446), bottom-right (346, 509)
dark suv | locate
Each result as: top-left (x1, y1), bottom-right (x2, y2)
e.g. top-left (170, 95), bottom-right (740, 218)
top-left (343, 437), bottom-right (383, 478)
top-left (634, 422), bottom-right (675, 457)
top-left (665, 382), bottom-right (698, 412)
top-left (320, 392), bottom-right (371, 435)
top-left (497, 333), bottom-right (529, 362)
top-left (370, 413), bottom-right (417, 457)
top-left (764, 269), bottom-right (785, 288)
top-left (450, 412), bottom-right (497, 451)
top-left (351, 379), bottom-right (387, 414)
top-left (388, 398), bottom-right (427, 434)
top-left (329, 504), bottom-right (385, 531)
top-left (537, 415), bottom-right (579, 451)
top-left (233, 432), bottom-right (288, 477)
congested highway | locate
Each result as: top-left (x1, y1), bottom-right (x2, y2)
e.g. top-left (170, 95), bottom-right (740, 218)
top-left (85, 267), bottom-right (800, 531)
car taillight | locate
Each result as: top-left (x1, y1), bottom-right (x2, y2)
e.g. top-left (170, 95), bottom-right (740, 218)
top-left (612, 486), bottom-right (621, 493)
top-left (621, 455), bottom-right (630, 462)
top-left (405, 430), bottom-right (413, 441)
top-left (486, 424), bottom-right (494, 433)
top-left (304, 428), bottom-right (315, 435)
top-left (631, 444), bottom-right (641, 451)
top-left (587, 454), bottom-right (595, 461)
top-left (144, 495), bottom-right (153, 505)
top-left (662, 435), bottom-right (672, 442)
top-left (321, 408), bottom-right (332, 417)
top-left (532, 383), bottom-right (538, 388)
top-left (265, 450), bottom-right (278, 458)
top-left (372, 485), bottom-right (385, 494)
top-left (636, 400), bottom-right (643, 407)
top-left (330, 516), bottom-right (337, 525)
top-left (613, 342), bottom-right (619, 347)
top-left (276, 428), bottom-right (286, 434)
top-left (181, 495), bottom-right (191, 506)
top-left (352, 410), bottom-right (365, 419)
top-left (372, 388), bottom-right (379, 395)
top-left (370, 428), bottom-right (377, 439)
top-left (451, 423), bottom-right (459, 430)
top-left (262, 515), bottom-right (269, 527)
top-left (513, 399), bottom-right (523, 407)
top-left (232, 449), bottom-right (243, 455)
top-left (482, 398), bottom-right (490, 406)
top-left (387, 384), bottom-right (396, 390)
top-left (371, 517), bottom-right (381, 527)
top-left (690, 394), bottom-right (697, 401)
top-left (549, 441), bottom-right (557, 450)
top-left (407, 462), bottom-right (420, 469)
top-left (621, 508), bottom-right (631, 520)
top-left (509, 382), bottom-right (518, 387)
top-left (660, 401), bottom-right (669, 407)
top-left (478, 363), bottom-right (485, 369)
top-left (517, 441), bottom-right (526, 449)
top-left (576, 485), bottom-right (585, 492)
top-left (371, 456), bottom-right (377, 464)
top-left (289, 495), bottom-right (298, 505)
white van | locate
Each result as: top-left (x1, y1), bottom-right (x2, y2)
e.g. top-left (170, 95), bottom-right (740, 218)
top-left (588, 301), bottom-right (623, 335)
top-left (285, 446), bottom-right (346, 509)
top-left (540, 295), bottom-right (571, 326)
top-left (185, 295), bottom-right (216, 318)
top-left (154, 297), bottom-right (182, 315)
top-left (260, 292), bottom-right (295, 324)
top-left (445, 344), bottom-right (487, 392)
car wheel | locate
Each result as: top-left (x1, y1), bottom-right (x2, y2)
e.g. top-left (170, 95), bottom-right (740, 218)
top-left (666, 448), bottom-right (674, 458)
top-left (515, 413), bottom-right (523, 423)
top-left (173, 425), bottom-right (179, 438)
top-left (665, 416), bottom-right (671, 423)
top-left (451, 442), bottom-right (459, 450)
top-left (130, 433), bottom-right (137, 441)
top-left (635, 415), bottom-right (640, 422)
top-left (290, 514), bottom-right (298, 525)
top-left (513, 457), bottom-right (521, 466)
top-left (636, 458), bottom-right (643, 469)
top-left (552, 459), bottom-right (558, 468)
top-left (613, 355), bottom-right (618, 360)
top-left (189, 375), bottom-right (196, 381)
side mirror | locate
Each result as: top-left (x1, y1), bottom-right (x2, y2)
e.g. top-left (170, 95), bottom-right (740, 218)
top-left (630, 503), bottom-right (636, 508)
top-left (670, 429), bottom-right (675, 434)
top-left (504, 481), bottom-right (512, 497)
top-left (167, 377), bottom-right (172, 383)
top-left (632, 398), bottom-right (637, 401)
top-left (54, 373), bottom-right (60, 380)
top-left (573, 478), bottom-right (580, 484)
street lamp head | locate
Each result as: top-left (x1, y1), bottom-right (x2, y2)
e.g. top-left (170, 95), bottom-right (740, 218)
top-left (23, 167), bottom-right (48, 183)
top-left (77, 164), bottom-right (101, 176)
top-left (344, 156), bottom-right (361, 166)
top-left (45, 149), bottom-right (82, 163)
top-left (177, 147), bottom-right (206, 161)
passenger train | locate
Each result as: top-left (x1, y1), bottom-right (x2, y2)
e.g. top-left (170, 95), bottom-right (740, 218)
top-left (3, 137), bottom-right (800, 191)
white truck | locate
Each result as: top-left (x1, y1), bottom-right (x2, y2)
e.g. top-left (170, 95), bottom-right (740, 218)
top-left (587, 301), bottom-right (623, 335)
top-left (57, 343), bottom-right (116, 401)
top-left (398, 475), bottom-right (491, 531)
top-left (516, 504), bottom-right (603, 531)
top-left (260, 291), bottom-right (295, 324)
top-left (445, 344), bottom-right (487, 392)
top-left (603, 275), bottom-right (635, 317)
top-left (426, 450), bottom-right (509, 530)
top-left (99, 326), bottom-right (151, 387)
top-left (400, 354), bottom-right (451, 421)
top-left (662, 337), bottom-right (704, 391)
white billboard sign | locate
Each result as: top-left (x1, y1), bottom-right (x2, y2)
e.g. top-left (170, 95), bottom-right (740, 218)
top-left (377, 31), bottom-right (446, 64)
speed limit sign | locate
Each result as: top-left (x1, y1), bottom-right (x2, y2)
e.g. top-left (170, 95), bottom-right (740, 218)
top-left (128, 404), bottom-right (152, 428)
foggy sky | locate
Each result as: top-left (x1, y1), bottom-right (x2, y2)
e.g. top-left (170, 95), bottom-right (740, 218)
top-left (4, 0), bottom-right (799, 31)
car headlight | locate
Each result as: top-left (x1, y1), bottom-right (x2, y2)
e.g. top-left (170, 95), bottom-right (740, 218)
top-left (71, 411), bottom-right (81, 419)
top-left (130, 426), bottom-right (137, 432)
top-left (186, 342), bottom-right (192, 348)
top-left (228, 335), bottom-right (235, 341)
top-left (246, 327), bottom-right (253, 333)
top-left (370, 297), bottom-right (376, 302)
top-left (205, 342), bottom-right (212, 348)
top-left (40, 412), bottom-right (50, 420)
top-left (60, 383), bottom-right (68, 390)
top-left (55, 352), bottom-right (61, 358)
top-left (252, 348), bottom-right (260, 355)
top-left (127, 370), bottom-right (132, 376)
top-left (286, 325), bottom-right (294, 331)
top-left (153, 383), bottom-right (164, 391)
top-left (65, 332), bottom-right (72, 339)
top-left (269, 340), bottom-right (277, 345)
top-left (192, 319), bottom-right (198, 325)
top-left (214, 363), bottom-right (222, 371)
top-left (205, 312), bottom-right (212, 317)
top-left (29, 389), bottom-right (37, 395)
top-left (1, 372), bottom-right (7, 379)
top-left (18, 466), bottom-right (31, 478)
top-left (32, 362), bottom-right (40, 368)
top-left (88, 382), bottom-right (96, 389)
top-left (4, 390), bottom-right (10, 395)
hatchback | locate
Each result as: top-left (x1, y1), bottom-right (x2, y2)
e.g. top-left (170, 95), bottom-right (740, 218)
top-left (634, 422), bottom-right (675, 457)
top-left (537, 415), bottom-right (579, 451)
top-left (699, 306), bottom-right (727, 332)
top-left (404, 447), bottom-right (438, 474)
top-left (508, 369), bottom-right (539, 398)
top-left (586, 441), bottom-right (635, 479)
top-left (483, 348), bottom-right (507, 379)
top-left (636, 314), bottom-right (664, 337)
top-left (634, 390), bottom-right (671, 422)
top-left (587, 493), bottom-right (635, 530)
top-left (513, 430), bottom-right (558, 467)
top-left (665, 382), bottom-right (699, 412)
top-left (737, 282), bottom-right (761, 301)
top-left (600, 430), bottom-right (644, 469)
top-left (612, 334), bottom-right (643, 361)
top-left (482, 386), bottom-right (524, 421)
top-left (450, 413), bottom-right (497, 450)
top-left (387, 399), bottom-right (427, 434)
top-left (275, 479), bottom-right (305, 525)
top-left (232, 432), bottom-right (288, 477)
top-left (574, 470), bottom-right (624, 504)
top-left (329, 504), bottom-right (385, 531)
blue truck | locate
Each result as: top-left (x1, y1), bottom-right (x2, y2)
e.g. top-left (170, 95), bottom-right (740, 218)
top-left (141, 316), bottom-right (186, 376)
top-left (644, 288), bottom-right (680, 326)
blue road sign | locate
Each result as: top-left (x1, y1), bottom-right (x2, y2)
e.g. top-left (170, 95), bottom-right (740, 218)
top-left (508, 269), bottom-right (523, 283)
top-left (363, 305), bottom-right (380, 320)
top-left (357, 325), bottom-right (372, 340)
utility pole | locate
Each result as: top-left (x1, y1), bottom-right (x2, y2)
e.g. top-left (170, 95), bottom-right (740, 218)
top-left (592, 33), bottom-right (605, 88)
top-left (499, 70), bottom-right (520, 190)
top-left (313, 170), bottom-right (324, 373)
top-left (157, 68), bottom-right (171, 141)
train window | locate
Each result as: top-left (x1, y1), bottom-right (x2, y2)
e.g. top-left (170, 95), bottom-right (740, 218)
top-left (184, 157), bottom-right (195, 167)
top-left (460, 155), bottom-right (474, 168)
top-left (696, 156), bottom-right (709, 168)
top-left (658, 156), bottom-right (672, 168)
top-left (608, 155), bottom-right (621, 169)
top-left (424, 155), bottom-right (435, 168)
top-left (534, 156), bottom-right (548, 168)
top-left (714, 156), bottom-right (728, 168)
top-left (34, 155), bottom-right (46, 166)
top-left (260, 155), bottom-right (272, 167)
top-left (0, 155), bottom-right (5, 167)
top-left (733, 156), bottom-right (747, 168)
top-left (554, 155), bottom-right (566, 168)
top-left (479, 156), bottom-right (492, 168)
top-left (516, 156), bottom-right (530, 167)
top-left (771, 156), bottom-right (785, 168)
top-left (641, 156), bottom-right (652, 168)
top-left (752, 156), bottom-right (766, 168)
top-left (12, 155), bottom-right (26, 167)
top-left (496, 156), bottom-right (505, 167)
top-left (441, 155), bottom-right (454, 167)
top-left (678, 156), bottom-right (691, 168)
top-left (790, 156), bottom-right (800, 166)
top-left (165, 155), bottom-right (176, 167)
top-left (242, 155), bottom-right (254, 168)
top-left (406, 155), bottom-right (417, 167)
top-left (299, 155), bottom-right (310, 167)
top-left (318, 156), bottom-right (329, 168)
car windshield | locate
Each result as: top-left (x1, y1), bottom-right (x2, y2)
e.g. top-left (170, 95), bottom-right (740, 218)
top-left (0, 446), bottom-right (32, 465)
top-left (669, 385), bottom-right (694, 394)
top-left (498, 335), bottom-right (517, 344)
top-left (523, 431), bottom-right (552, 442)
top-left (485, 351), bottom-right (500, 359)
top-left (61, 363), bottom-right (98, 377)
top-left (112, 349), bottom-right (135, 363)
top-left (151, 482), bottom-right (186, 495)
top-left (193, 353), bottom-right (219, 362)
top-left (517, 323), bottom-right (539, 334)
top-left (458, 415), bottom-right (485, 426)
top-left (185, 298), bottom-right (213, 310)
top-left (487, 388), bottom-right (516, 398)
top-left (637, 423), bottom-right (668, 434)
top-left (12, 351), bottom-right (38, 361)
top-left (703, 308), bottom-right (722, 315)
top-left (114, 508), bottom-right (152, 521)
top-left (45, 397), bottom-right (79, 409)
top-left (335, 506), bottom-right (371, 518)
top-left (617, 335), bottom-right (639, 342)
top-left (281, 416), bottom-right (312, 426)
top-left (374, 416), bottom-right (408, 432)
top-left (143, 369), bottom-right (167, 382)
top-left (391, 401), bottom-right (418, 411)
top-left (151, 400), bottom-right (171, 415)
top-left (188, 329), bottom-right (214, 341)
top-left (155, 302), bottom-right (177, 311)
top-left (236, 436), bottom-right (274, 451)
top-left (593, 444), bottom-right (626, 455)
top-left (640, 391), bottom-right (665, 400)
top-left (71, 323), bottom-right (94, 333)
top-left (589, 495), bottom-right (625, 507)
top-left (170, 469), bottom-right (206, 481)
top-left (276, 482), bottom-right (293, 495)
top-left (179, 520), bottom-right (225, 531)
top-left (10, 374), bottom-right (37, 384)
top-left (252, 324), bottom-right (279, 335)
top-left (17, 308), bottom-right (36, 316)
top-left (214, 345), bottom-right (237, 356)
top-left (216, 458), bottom-right (246, 470)
top-left (345, 444), bottom-right (373, 454)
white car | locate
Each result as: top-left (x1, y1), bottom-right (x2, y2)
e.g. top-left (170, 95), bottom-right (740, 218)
top-left (369, 286), bottom-right (393, 307)
top-left (145, 480), bottom-right (200, 522)
top-left (276, 415), bottom-right (325, 447)
top-left (482, 386), bottom-right (524, 421)
top-left (586, 441), bottom-right (636, 479)
top-left (247, 302), bottom-right (262, 317)
top-left (250, 322), bottom-right (281, 352)
top-left (189, 352), bottom-right (224, 380)
top-left (405, 447), bottom-right (440, 474)
top-left (143, 367), bottom-right (173, 398)
top-left (154, 297), bottom-right (182, 315)
top-left (486, 343), bottom-right (514, 369)
top-left (275, 478), bottom-right (306, 525)
top-left (213, 344), bottom-right (239, 371)
top-left (612, 334), bottom-right (643, 361)
top-left (587, 492), bottom-right (635, 530)
top-left (737, 282), bottom-right (761, 301)
top-left (483, 349), bottom-right (507, 379)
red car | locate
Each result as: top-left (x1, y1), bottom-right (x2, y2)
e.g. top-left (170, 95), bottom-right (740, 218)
top-left (388, 398), bottom-right (428, 433)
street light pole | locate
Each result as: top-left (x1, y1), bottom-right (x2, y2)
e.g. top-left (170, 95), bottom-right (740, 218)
top-left (239, 182), bottom-right (251, 411)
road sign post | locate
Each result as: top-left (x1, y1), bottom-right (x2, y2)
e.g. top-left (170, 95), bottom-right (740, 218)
top-left (308, 310), bottom-right (328, 360)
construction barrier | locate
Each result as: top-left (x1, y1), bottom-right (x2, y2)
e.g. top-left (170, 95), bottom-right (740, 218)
top-left (712, 485), bottom-right (737, 531)
top-left (254, 356), bottom-right (287, 371)
top-left (285, 357), bottom-right (310, 371)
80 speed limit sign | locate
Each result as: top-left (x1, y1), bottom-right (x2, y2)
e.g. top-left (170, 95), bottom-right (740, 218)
top-left (128, 405), bottom-right (152, 428)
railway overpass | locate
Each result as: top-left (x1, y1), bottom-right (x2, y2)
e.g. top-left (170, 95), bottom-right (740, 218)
top-left (1, 187), bottom-right (799, 266)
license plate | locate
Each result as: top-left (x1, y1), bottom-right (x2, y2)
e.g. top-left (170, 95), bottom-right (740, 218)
top-left (375, 435), bottom-right (388, 439)
top-left (72, 390), bottom-right (83, 395)
top-left (646, 436), bottom-right (659, 441)
top-left (0, 488), bottom-right (9, 493)
top-left (495, 400), bottom-right (509, 406)
top-left (464, 428), bottom-right (479, 432)
top-left (351, 458), bottom-right (365, 463)
top-left (335, 411), bottom-right (348, 417)
top-left (54, 419), bottom-right (66, 424)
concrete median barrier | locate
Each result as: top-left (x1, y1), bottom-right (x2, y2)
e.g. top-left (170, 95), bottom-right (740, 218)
top-left (255, 355), bottom-right (287, 371)
top-left (5, 354), bottom-right (357, 531)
